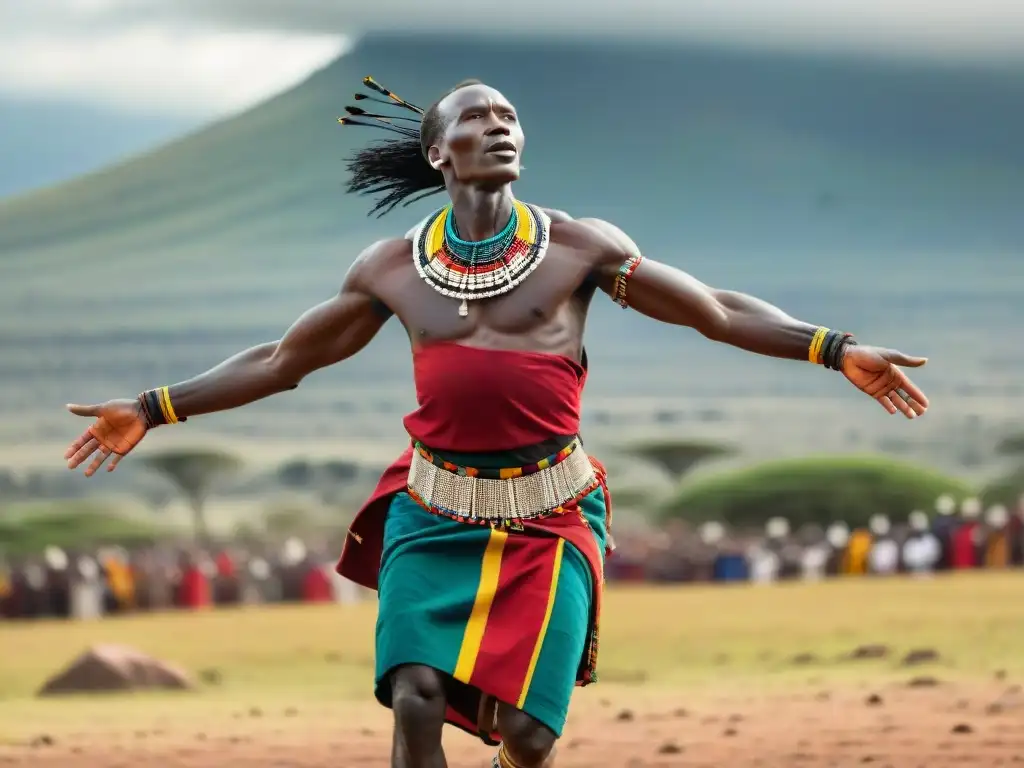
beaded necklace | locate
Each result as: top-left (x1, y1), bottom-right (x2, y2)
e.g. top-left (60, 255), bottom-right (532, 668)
top-left (412, 200), bottom-right (551, 316)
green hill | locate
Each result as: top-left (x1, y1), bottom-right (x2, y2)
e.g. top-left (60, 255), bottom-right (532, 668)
top-left (1, 36), bottom-right (1021, 464)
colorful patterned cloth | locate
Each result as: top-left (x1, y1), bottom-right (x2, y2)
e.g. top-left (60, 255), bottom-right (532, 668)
top-left (374, 486), bottom-right (608, 742)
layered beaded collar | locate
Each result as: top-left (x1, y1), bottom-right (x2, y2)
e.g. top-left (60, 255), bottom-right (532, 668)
top-left (411, 200), bottom-right (551, 316)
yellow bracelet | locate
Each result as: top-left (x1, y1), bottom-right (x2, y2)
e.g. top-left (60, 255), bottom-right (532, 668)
top-left (808, 327), bottom-right (829, 364)
top-left (158, 385), bottom-right (179, 424)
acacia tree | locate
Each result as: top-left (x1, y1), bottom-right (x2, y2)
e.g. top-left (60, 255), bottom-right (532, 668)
top-left (624, 439), bottom-right (734, 483)
top-left (141, 449), bottom-right (242, 542)
top-left (997, 433), bottom-right (1024, 458)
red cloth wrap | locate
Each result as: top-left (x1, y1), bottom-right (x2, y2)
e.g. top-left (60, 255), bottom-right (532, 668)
top-left (336, 342), bottom-right (611, 590)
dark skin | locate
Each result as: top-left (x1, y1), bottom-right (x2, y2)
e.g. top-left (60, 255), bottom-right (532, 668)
top-left (64, 84), bottom-right (929, 767)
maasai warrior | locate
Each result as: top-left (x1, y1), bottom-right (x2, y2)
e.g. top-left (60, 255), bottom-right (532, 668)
top-left (63, 77), bottom-right (930, 768)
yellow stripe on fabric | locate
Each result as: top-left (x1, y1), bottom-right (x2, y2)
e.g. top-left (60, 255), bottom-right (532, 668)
top-left (426, 207), bottom-right (447, 259)
top-left (453, 529), bottom-right (508, 683)
top-left (516, 538), bottom-right (565, 708)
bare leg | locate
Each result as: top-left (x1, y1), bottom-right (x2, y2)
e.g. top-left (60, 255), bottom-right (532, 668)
top-left (390, 665), bottom-right (448, 768)
top-left (495, 703), bottom-right (557, 767)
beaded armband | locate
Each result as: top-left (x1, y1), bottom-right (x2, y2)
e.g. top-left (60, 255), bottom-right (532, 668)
top-left (809, 327), bottom-right (857, 370)
top-left (138, 386), bottom-right (185, 428)
top-left (611, 254), bottom-right (643, 308)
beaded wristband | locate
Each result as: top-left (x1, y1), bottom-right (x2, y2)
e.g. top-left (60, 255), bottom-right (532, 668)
top-left (612, 255), bottom-right (643, 308)
top-left (808, 327), bottom-right (829, 363)
top-left (137, 386), bottom-right (185, 428)
top-left (809, 328), bottom-right (856, 370)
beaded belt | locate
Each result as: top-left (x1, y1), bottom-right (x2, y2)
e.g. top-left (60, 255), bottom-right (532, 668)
top-left (407, 438), bottom-right (598, 521)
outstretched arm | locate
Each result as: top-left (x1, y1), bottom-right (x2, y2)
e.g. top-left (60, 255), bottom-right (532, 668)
top-left (580, 218), bottom-right (929, 417)
top-left (165, 246), bottom-right (389, 418)
top-left (65, 240), bottom-right (396, 475)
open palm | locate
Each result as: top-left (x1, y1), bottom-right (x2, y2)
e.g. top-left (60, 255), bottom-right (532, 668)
top-left (64, 399), bottom-right (149, 476)
top-left (842, 345), bottom-right (929, 418)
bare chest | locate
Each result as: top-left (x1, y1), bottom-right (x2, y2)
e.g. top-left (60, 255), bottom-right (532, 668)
top-left (376, 242), bottom-right (595, 350)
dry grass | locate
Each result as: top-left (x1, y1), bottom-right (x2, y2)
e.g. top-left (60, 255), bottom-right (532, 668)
top-left (2, 573), bottom-right (1023, 765)
top-left (1, 572), bottom-right (1021, 731)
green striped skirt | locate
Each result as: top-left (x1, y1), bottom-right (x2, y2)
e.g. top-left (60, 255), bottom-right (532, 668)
top-left (374, 485), bottom-right (608, 741)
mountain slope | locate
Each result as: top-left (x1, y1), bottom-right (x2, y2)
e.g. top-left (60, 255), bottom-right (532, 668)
top-left (1, 36), bottom-right (1021, 459)
top-left (0, 97), bottom-right (193, 200)
top-left (2, 37), bottom-right (1021, 262)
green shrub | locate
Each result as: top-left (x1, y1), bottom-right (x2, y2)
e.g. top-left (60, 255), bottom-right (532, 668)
top-left (981, 465), bottom-right (1024, 509)
top-left (0, 505), bottom-right (170, 555)
top-left (661, 455), bottom-right (973, 527)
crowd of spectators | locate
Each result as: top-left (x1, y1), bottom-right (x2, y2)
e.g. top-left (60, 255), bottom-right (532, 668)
top-left (2, 494), bottom-right (1021, 622)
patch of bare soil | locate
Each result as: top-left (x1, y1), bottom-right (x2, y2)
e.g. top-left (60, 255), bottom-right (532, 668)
top-left (2, 682), bottom-right (1023, 767)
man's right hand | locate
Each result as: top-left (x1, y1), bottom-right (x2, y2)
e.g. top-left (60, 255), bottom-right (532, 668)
top-left (64, 399), bottom-right (148, 476)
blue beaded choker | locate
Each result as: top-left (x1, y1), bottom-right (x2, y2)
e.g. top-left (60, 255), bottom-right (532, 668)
top-left (443, 205), bottom-right (519, 264)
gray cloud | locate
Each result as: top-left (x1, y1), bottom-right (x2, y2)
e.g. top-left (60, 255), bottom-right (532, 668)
top-left (122, 0), bottom-right (1024, 62)
top-left (2, 0), bottom-right (1022, 119)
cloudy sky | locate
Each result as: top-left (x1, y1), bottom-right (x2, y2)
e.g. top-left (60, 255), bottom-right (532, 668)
top-left (3, 0), bottom-right (1023, 120)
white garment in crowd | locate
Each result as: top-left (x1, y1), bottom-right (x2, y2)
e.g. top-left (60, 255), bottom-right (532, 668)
top-left (330, 571), bottom-right (363, 605)
top-left (868, 538), bottom-right (900, 575)
top-left (69, 557), bottom-right (103, 620)
top-left (902, 533), bottom-right (941, 574)
top-left (748, 547), bottom-right (780, 584)
top-left (799, 543), bottom-right (830, 581)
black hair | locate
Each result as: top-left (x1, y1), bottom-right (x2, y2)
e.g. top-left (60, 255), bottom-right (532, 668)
top-left (340, 77), bottom-right (483, 218)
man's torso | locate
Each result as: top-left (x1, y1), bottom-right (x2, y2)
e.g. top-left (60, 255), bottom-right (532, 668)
top-left (364, 207), bottom-right (619, 364)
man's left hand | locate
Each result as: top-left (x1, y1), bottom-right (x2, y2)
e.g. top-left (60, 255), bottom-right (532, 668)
top-left (841, 345), bottom-right (929, 418)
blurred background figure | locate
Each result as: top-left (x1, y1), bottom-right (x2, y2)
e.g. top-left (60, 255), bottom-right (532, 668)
top-left (842, 523), bottom-right (873, 576)
top-left (902, 511), bottom-right (941, 576)
top-left (1012, 496), bottom-right (1024, 566)
top-left (932, 495), bottom-right (959, 570)
top-left (951, 498), bottom-right (982, 570)
top-left (69, 553), bottom-right (104, 620)
top-left (177, 550), bottom-right (212, 610)
top-left (748, 537), bottom-right (781, 585)
top-left (242, 554), bottom-right (277, 605)
top-left (43, 546), bottom-right (70, 618)
top-left (703, 522), bottom-right (743, 582)
top-left (824, 523), bottom-right (850, 576)
top-left (797, 523), bottom-right (830, 581)
top-left (981, 505), bottom-right (1010, 569)
top-left (867, 515), bottom-right (899, 576)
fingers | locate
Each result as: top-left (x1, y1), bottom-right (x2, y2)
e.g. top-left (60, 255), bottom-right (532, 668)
top-left (64, 431), bottom-right (95, 460)
top-left (897, 377), bottom-right (929, 410)
top-left (877, 394), bottom-right (899, 415)
top-left (84, 446), bottom-right (112, 477)
top-left (107, 453), bottom-right (126, 472)
top-left (66, 403), bottom-right (101, 417)
top-left (67, 437), bottom-right (100, 469)
top-left (888, 381), bottom-right (928, 419)
top-left (888, 389), bottom-right (917, 418)
top-left (882, 350), bottom-right (927, 368)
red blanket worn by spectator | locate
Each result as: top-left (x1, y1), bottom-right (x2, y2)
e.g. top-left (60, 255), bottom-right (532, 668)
top-left (301, 565), bottom-right (333, 603)
top-left (177, 566), bottom-right (211, 609)
top-left (950, 521), bottom-right (979, 569)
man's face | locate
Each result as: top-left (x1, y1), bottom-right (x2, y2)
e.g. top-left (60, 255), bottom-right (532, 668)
top-left (430, 84), bottom-right (524, 187)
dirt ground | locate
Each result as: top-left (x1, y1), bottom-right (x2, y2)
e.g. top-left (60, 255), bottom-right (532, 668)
top-left (2, 680), bottom-right (1023, 768)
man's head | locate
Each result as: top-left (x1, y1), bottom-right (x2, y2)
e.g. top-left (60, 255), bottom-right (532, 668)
top-left (420, 81), bottom-right (524, 188)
